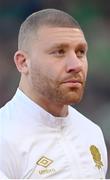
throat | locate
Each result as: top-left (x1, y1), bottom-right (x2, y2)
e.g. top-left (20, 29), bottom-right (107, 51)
top-left (19, 85), bottom-right (68, 117)
top-left (48, 104), bottom-right (68, 117)
top-left (35, 95), bottom-right (68, 117)
top-left (39, 100), bottom-right (68, 117)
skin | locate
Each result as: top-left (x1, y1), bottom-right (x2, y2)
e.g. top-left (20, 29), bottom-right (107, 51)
top-left (14, 26), bottom-right (88, 117)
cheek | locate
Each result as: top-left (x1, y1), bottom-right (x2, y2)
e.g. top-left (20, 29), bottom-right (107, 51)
top-left (82, 60), bottom-right (88, 80)
top-left (31, 61), bottom-right (53, 81)
top-left (29, 60), bottom-right (41, 81)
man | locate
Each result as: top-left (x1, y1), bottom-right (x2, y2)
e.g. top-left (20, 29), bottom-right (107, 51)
top-left (0, 9), bottom-right (107, 179)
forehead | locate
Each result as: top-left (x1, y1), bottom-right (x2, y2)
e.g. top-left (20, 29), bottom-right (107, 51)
top-left (36, 26), bottom-right (87, 47)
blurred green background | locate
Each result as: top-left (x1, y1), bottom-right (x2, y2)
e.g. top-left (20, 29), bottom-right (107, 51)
top-left (0, 0), bottom-right (110, 178)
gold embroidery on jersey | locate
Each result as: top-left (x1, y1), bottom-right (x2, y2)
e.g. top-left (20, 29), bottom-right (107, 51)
top-left (90, 145), bottom-right (104, 169)
top-left (39, 168), bottom-right (56, 175)
top-left (36, 156), bottom-right (53, 168)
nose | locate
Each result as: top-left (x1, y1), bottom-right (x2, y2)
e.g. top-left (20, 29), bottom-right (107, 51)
top-left (65, 52), bottom-right (82, 73)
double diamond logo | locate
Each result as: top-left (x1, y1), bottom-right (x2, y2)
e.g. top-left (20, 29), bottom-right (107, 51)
top-left (36, 156), bottom-right (53, 168)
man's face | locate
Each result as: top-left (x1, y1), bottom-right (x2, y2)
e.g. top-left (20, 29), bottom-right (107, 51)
top-left (27, 26), bottom-right (88, 105)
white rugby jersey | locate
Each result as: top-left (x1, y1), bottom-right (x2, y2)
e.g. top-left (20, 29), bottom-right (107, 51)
top-left (0, 89), bottom-right (108, 179)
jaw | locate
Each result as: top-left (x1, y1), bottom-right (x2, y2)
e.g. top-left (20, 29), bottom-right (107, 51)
top-left (54, 84), bottom-right (85, 105)
top-left (19, 76), bottom-right (84, 116)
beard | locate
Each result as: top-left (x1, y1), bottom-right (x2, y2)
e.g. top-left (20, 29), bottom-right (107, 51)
top-left (56, 84), bottom-right (85, 105)
top-left (30, 68), bottom-right (86, 106)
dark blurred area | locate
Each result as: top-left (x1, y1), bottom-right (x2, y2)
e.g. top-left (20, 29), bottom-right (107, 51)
top-left (0, 0), bottom-right (110, 178)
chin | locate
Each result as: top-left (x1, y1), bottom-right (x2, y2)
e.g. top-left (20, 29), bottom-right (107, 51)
top-left (64, 92), bottom-right (84, 105)
top-left (66, 98), bottom-right (82, 105)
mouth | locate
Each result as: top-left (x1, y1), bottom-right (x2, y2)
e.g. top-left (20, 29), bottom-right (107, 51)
top-left (62, 79), bottom-right (83, 88)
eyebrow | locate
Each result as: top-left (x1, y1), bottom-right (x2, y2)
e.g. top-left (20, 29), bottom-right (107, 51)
top-left (76, 42), bottom-right (88, 51)
top-left (47, 42), bottom-right (88, 51)
top-left (48, 43), bottom-right (69, 49)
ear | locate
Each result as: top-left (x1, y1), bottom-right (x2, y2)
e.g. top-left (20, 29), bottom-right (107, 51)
top-left (14, 50), bottom-right (29, 74)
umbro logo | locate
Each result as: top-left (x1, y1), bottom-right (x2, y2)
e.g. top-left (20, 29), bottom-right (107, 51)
top-left (36, 156), bottom-right (53, 168)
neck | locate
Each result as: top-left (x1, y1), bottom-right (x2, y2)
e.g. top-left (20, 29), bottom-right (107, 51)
top-left (35, 98), bottom-right (68, 117)
top-left (19, 85), bottom-right (68, 117)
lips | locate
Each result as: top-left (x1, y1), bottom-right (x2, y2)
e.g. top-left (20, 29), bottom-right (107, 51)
top-left (63, 79), bottom-right (83, 84)
top-left (61, 78), bottom-right (83, 88)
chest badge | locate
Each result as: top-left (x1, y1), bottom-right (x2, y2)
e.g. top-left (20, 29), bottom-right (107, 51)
top-left (36, 156), bottom-right (53, 168)
top-left (90, 145), bottom-right (104, 169)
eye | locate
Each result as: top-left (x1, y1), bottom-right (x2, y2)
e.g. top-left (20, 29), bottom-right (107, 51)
top-left (51, 49), bottom-right (65, 57)
top-left (76, 49), bottom-right (86, 58)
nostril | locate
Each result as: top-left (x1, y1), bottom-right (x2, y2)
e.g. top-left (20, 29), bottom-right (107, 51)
top-left (67, 67), bottom-right (81, 73)
top-left (66, 61), bottom-right (82, 73)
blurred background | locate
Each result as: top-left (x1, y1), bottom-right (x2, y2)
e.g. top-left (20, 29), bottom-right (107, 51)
top-left (0, 0), bottom-right (110, 178)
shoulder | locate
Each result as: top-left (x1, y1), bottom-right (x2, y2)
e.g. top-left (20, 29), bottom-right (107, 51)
top-left (0, 95), bottom-right (19, 141)
top-left (0, 102), bottom-right (10, 130)
top-left (0, 99), bottom-right (13, 127)
top-left (69, 105), bottom-right (101, 132)
top-left (68, 106), bottom-right (108, 174)
top-left (68, 105), bottom-right (107, 145)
